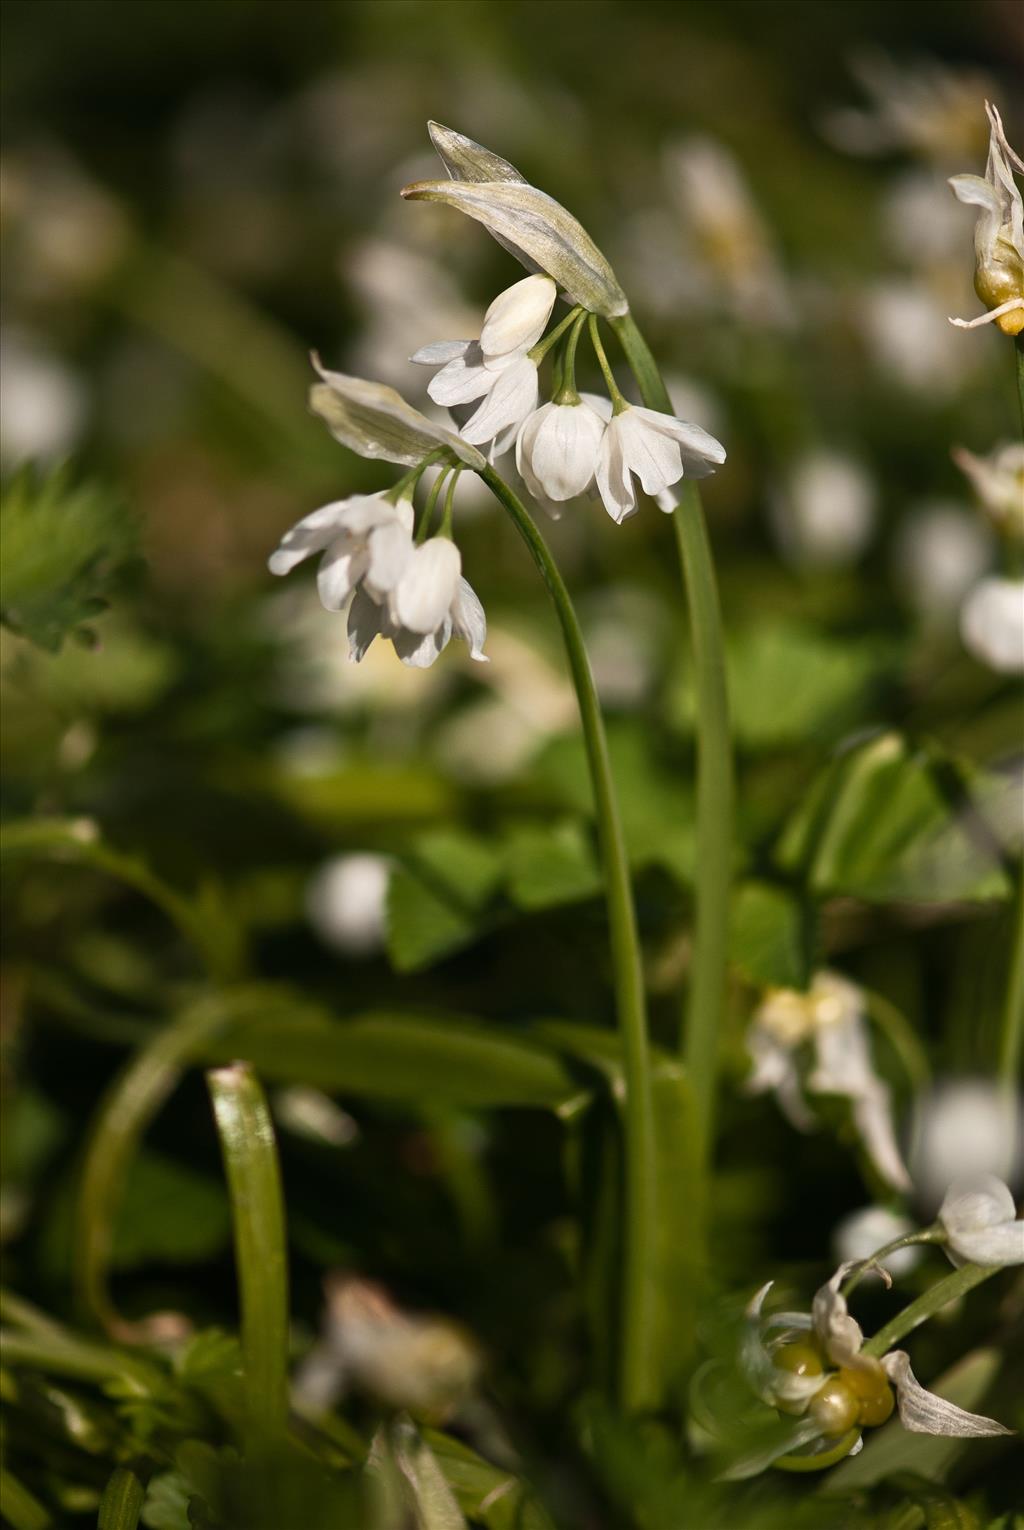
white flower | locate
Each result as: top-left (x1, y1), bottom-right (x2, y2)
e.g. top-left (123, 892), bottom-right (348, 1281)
top-left (909, 1079), bottom-right (1022, 1213)
top-left (953, 441), bottom-right (1024, 539)
top-left (938, 1175), bottom-right (1024, 1267)
top-left (478, 273), bottom-right (557, 358)
top-left (959, 576), bottom-right (1024, 674)
top-left (293, 1275), bottom-right (479, 1417)
top-left (746, 973), bottom-right (911, 1193)
top-left (305, 853), bottom-right (391, 957)
top-left (949, 102), bottom-right (1024, 335)
top-left (348, 536), bottom-right (488, 670)
top-left (516, 396), bottom-right (609, 502)
top-left (0, 328), bottom-right (86, 468)
top-left (892, 503), bottom-right (993, 618)
top-left (733, 1264), bottom-right (1010, 1475)
top-left (268, 492), bottom-right (413, 607)
top-left (771, 450), bottom-right (876, 569)
top-left (834, 1207), bottom-right (922, 1278)
top-left (594, 404), bottom-right (726, 523)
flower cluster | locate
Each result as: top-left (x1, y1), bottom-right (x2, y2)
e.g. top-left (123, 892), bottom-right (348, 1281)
top-left (268, 123), bottom-right (726, 666)
top-left (949, 102), bottom-right (1024, 335)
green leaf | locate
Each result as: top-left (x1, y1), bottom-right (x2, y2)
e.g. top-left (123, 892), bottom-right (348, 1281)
top-left (0, 466), bottom-right (137, 651)
top-left (141, 1472), bottom-right (191, 1530)
top-left (777, 734), bottom-right (1013, 903)
top-left (729, 881), bottom-right (816, 989)
top-left (422, 1430), bottom-right (555, 1530)
top-left (503, 819), bottom-right (601, 910)
top-left (98, 1466), bottom-right (146, 1530)
top-left (112, 1153), bottom-right (230, 1271)
top-left (386, 828), bottom-right (502, 972)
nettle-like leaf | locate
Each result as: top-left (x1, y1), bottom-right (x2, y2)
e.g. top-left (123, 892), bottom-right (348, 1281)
top-left (0, 466), bottom-right (138, 651)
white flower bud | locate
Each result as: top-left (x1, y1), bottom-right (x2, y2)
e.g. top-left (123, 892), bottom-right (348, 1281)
top-left (938, 1174), bottom-right (1024, 1267)
top-left (479, 274), bottom-right (556, 359)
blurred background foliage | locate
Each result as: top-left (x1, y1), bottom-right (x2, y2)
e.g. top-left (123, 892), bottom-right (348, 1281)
top-left (1, 1), bottom-right (1022, 1526)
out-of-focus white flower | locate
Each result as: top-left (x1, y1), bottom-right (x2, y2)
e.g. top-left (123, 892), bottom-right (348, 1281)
top-left (892, 503), bottom-right (993, 617)
top-left (824, 53), bottom-right (992, 164)
top-left (953, 442), bottom-right (1024, 539)
top-left (909, 1079), bottom-right (1023, 1213)
top-left (664, 135), bottom-right (793, 326)
top-left (293, 1275), bottom-right (480, 1418)
top-left (938, 1175), bottom-right (1024, 1267)
top-left (949, 103), bottom-right (1024, 335)
top-left (959, 576), bottom-right (1024, 673)
top-left (881, 169), bottom-right (973, 265)
top-left (306, 853), bottom-right (392, 956)
top-left (0, 329), bottom-right (87, 467)
top-left (771, 450), bottom-right (876, 568)
top-left (833, 1207), bottom-right (921, 1277)
top-left (273, 1085), bottom-right (359, 1147)
top-left (516, 396), bottom-right (609, 502)
top-left (859, 279), bottom-right (980, 400)
top-left (345, 239), bottom-right (479, 389)
top-left (735, 1264), bottom-right (1010, 1476)
top-left (595, 405), bottom-right (725, 523)
top-left (746, 973), bottom-right (911, 1193)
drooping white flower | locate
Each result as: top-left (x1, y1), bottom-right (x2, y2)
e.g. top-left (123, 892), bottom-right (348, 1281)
top-left (949, 102), bottom-right (1024, 335)
top-left (745, 973), bottom-right (912, 1193)
top-left (305, 853), bottom-right (392, 957)
top-left (833, 1207), bottom-right (922, 1278)
top-left (938, 1175), bottom-right (1024, 1267)
top-left (348, 535), bottom-right (488, 670)
top-left (594, 404), bottom-right (726, 523)
top-left (909, 1079), bottom-right (1023, 1212)
top-left (268, 492), bottom-right (413, 609)
top-left (733, 1263), bottom-right (1010, 1476)
top-left (953, 441), bottom-right (1024, 539)
top-left (516, 395), bottom-right (609, 502)
top-left (959, 576), bottom-right (1024, 673)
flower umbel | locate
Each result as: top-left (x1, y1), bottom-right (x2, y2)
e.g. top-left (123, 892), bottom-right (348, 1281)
top-left (948, 102), bottom-right (1024, 335)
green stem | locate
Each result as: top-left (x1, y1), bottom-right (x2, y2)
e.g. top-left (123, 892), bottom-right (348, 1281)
top-left (587, 315), bottom-right (628, 411)
top-left (390, 447), bottom-right (449, 503)
top-left (0, 1469), bottom-right (53, 1530)
top-left (478, 465), bottom-right (657, 1413)
top-left (0, 1331), bottom-right (163, 1393)
top-left (207, 1063), bottom-right (289, 1445)
top-left (528, 304), bottom-right (584, 364)
top-left (861, 1263), bottom-right (999, 1357)
top-left (999, 874), bottom-right (1023, 1088)
top-left (554, 311), bottom-right (589, 405)
top-left (841, 1226), bottom-right (944, 1297)
top-left (611, 312), bottom-right (733, 1159)
top-left (417, 467), bottom-right (451, 543)
top-left (440, 467), bottom-right (462, 537)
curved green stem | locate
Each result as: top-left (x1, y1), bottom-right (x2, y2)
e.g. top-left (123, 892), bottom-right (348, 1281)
top-left (554, 311), bottom-right (589, 405)
top-left (529, 304), bottom-right (584, 365)
top-left (478, 464), bottom-right (657, 1413)
top-left (841, 1226), bottom-right (944, 1298)
top-left (611, 312), bottom-right (734, 1160)
top-left (861, 1263), bottom-right (998, 1358)
top-left (588, 315), bottom-right (628, 411)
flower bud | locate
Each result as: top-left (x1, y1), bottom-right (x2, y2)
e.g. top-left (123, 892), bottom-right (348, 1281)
top-left (480, 274), bottom-right (557, 358)
top-left (949, 102), bottom-right (1024, 336)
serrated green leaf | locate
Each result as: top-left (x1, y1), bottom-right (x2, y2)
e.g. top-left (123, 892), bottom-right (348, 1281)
top-left (0, 467), bottom-right (137, 651)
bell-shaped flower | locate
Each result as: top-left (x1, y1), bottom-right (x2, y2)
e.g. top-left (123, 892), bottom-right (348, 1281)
top-left (268, 491), bottom-right (414, 612)
top-left (732, 1263), bottom-right (1010, 1476)
top-left (309, 356), bottom-right (484, 469)
top-left (949, 102), bottom-right (1024, 335)
top-left (953, 441), bottom-right (1024, 539)
top-left (959, 576), bottom-right (1024, 674)
top-left (403, 122), bottom-right (629, 319)
top-left (516, 395), bottom-right (610, 503)
top-left (595, 403), bottom-right (726, 523)
top-left (938, 1175), bottom-right (1024, 1267)
top-left (348, 534), bottom-right (488, 670)
top-left (745, 972), bottom-right (912, 1193)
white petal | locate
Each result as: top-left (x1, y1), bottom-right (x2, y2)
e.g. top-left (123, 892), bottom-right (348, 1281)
top-left (809, 1013), bottom-right (911, 1192)
top-left (427, 345), bottom-right (495, 407)
top-left (630, 404), bottom-right (727, 474)
top-left (450, 577), bottom-right (488, 661)
top-left (811, 1265), bottom-right (865, 1369)
top-left (527, 402), bottom-right (606, 501)
top-left (580, 391), bottom-right (614, 422)
top-left (595, 417), bottom-right (638, 523)
top-left (392, 539), bottom-right (462, 634)
top-left (317, 538), bottom-right (367, 611)
top-left (268, 499), bottom-right (360, 575)
top-left (939, 1175), bottom-right (1024, 1266)
top-left (460, 356), bottom-right (539, 446)
top-left (347, 586), bottom-right (384, 662)
top-left (882, 1351), bottom-right (1012, 1436)
top-left (617, 408), bottom-right (685, 496)
top-left (480, 274), bottom-right (557, 359)
top-left (364, 520), bottom-right (415, 601)
top-left (393, 619), bottom-right (452, 668)
top-left (410, 340), bottom-right (473, 366)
